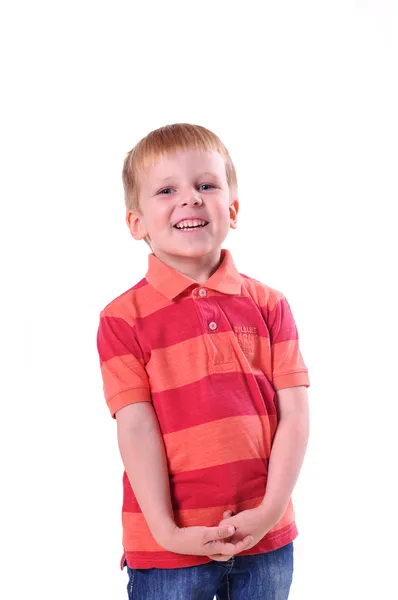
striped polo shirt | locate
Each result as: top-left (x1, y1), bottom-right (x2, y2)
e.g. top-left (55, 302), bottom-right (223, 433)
top-left (97, 248), bottom-right (310, 570)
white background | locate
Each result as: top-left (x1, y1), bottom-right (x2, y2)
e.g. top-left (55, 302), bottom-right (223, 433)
top-left (1, 1), bottom-right (397, 598)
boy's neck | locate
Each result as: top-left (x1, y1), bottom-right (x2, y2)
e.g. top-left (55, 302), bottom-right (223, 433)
top-left (152, 248), bottom-right (223, 285)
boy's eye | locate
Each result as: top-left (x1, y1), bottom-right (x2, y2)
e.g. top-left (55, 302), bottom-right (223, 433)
top-left (158, 188), bottom-right (173, 195)
top-left (198, 184), bottom-right (214, 191)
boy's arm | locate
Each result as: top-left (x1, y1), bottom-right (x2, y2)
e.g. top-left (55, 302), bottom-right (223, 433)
top-left (260, 385), bottom-right (309, 517)
top-left (116, 402), bottom-right (254, 557)
top-left (212, 386), bottom-right (309, 553)
top-left (262, 292), bottom-right (310, 516)
top-left (116, 402), bottom-right (176, 544)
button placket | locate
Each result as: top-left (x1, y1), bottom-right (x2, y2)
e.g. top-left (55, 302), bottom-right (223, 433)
top-left (192, 295), bottom-right (233, 368)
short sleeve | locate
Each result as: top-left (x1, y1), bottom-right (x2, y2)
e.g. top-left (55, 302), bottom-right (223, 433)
top-left (96, 313), bottom-right (151, 418)
top-left (268, 294), bottom-right (310, 391)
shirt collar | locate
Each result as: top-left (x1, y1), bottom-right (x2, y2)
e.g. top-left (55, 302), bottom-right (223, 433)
top-left (145, 249), bottom-right (242, 300)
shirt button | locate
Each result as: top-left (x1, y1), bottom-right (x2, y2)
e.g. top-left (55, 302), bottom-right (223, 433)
top-left (199, 288), bottom-right (207, 297)
top-left (209, 321), bottom-right (217, 331)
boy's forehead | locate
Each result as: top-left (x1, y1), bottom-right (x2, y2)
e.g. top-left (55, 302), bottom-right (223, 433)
top-left (140, 148), bottom-right (226, 181)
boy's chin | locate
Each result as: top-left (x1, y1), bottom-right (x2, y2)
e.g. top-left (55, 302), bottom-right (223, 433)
top-left (152, 237), bottom-right (224, 260)
top-left (171, 243), bottom-right (221, 258)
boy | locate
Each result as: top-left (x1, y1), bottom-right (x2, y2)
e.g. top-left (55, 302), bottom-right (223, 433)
top-left (96, 123), bottom-right (310, 599)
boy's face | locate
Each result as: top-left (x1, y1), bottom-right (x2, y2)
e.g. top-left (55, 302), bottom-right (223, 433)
top-left (127, 149), bottom-right (238, 264)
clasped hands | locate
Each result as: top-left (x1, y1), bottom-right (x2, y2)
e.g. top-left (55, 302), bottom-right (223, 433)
top-left (205, 505), bottom-right (277, 561)
top-left (161, 504), bottom-right (280, 562)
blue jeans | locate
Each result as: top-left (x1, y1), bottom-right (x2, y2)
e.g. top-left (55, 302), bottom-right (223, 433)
top-left (125, 543), bottom-right (293, 599)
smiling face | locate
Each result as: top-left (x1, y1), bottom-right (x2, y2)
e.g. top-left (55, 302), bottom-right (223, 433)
top-left (126, 149), bottom-right (239, 270)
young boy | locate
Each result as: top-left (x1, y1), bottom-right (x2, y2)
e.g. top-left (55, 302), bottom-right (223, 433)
top-left (96, 123), bottom-right (310, 599)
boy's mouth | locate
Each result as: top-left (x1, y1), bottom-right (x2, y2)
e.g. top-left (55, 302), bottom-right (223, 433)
top-left (173, 219), bottom-right (209, 231)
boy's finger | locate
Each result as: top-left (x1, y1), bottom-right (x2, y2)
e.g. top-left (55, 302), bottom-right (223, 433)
top-left (232, 535), bottom-right (254, 553)
top-left (216, 525), bottom-right (235, 539)
top-left (223, 510), bottom-right (234, 519)
top-left (207, 534), bottom-right (254, 557)
top-left (204, 525), bottom-right (235, 544)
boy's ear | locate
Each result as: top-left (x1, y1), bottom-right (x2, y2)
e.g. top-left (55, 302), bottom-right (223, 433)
top-left (229, 198), bottom-right (239, 230)
top-left (126, 210), bottom-right (148, 240)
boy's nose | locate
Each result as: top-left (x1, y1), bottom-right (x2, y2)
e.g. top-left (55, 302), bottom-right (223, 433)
top-left (179, 193), bottom-right (203, 207)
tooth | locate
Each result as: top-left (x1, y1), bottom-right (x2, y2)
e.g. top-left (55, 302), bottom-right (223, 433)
top-left (175, 219), bottom-right (207, 228)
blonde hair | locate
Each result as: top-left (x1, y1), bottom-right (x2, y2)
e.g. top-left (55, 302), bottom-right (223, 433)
top-left (122, 123), bottom-right (238, 215)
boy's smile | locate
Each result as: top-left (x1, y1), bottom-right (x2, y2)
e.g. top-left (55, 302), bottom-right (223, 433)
top-left (173, 217), bottom-right (209, 232)
top-left (127, 149), bottom-right (239, 282)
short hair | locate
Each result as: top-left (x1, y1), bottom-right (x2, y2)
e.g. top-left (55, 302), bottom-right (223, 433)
top-left (122, 123), bottom-right (238, 215)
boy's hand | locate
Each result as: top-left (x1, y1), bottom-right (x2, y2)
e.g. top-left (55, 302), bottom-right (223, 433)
top-left (160, 523), bottom-right (254, 561)
top-left (206, 506), bottom-right (279, 560)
